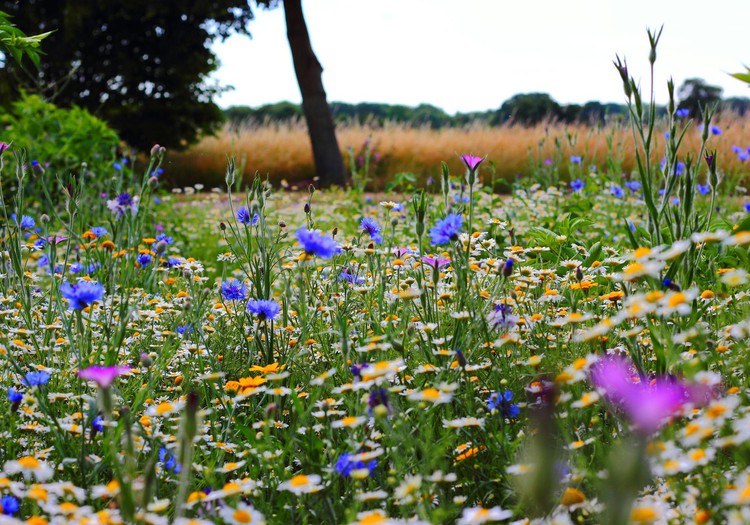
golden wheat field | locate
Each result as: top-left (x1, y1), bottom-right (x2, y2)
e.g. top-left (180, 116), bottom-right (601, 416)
top-left (165, 114), bottom-right (750, 190)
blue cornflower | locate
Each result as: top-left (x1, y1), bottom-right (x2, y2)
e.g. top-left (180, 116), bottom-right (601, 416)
top-left (91, 226), bottom-right (108, 238)
top-left (570, 155), bottom-right (582, 164)
top-left (367, 388), bottom-right (390, 416)
top-left (488, 303), bottom-right (518, 330)
top-left (176, 324), bottom-right (193, 335)
top-left (676, 162), bottom-right (686, 175)
top-left (625, 180), bottom-right (642, 193)
top-left (360, 217), bottom-right (383, 244)
top-left (296, 228), bottom-right (339, 259)
top-left (610, 185), bottom-right (624, 199)
top-left (0, 495), bottom-right (20, 516)
top-left (732, 145), bottom-right (743, 154)
top-left (339, 269), bottom-right (364, 285)
top-left (7, 387), bottom-right (22, 403)
top-left (488, 390), bottom-right (520, 419)
top-left (334, 452), bottom-right (377, 477)
top-left (21, 371), bottom-right (51, 387)
top-left (92, 415), bottom-right (104, 432)
top-left (710, 125), bottom-right (722, 136)
top-left (676, 108), bottom-right (689, 118)
top-left (60, 280), bottom-right (104, 309)
top-left (156, 233), bottom-right (174, 245)
top-left (237, 207), bottom-right (252, 225)
top-left (570, 179), bottom-right (584, 192)
top-left (137, 253), bottom-right (153, 267)
top-left (744, 202), bottom-right (750, 213)
top-left (70, 262), bottom-right (84, 274)
top-left (670, 196), bottom-right (680, 205)
top-left (247, 299), bottom-right (280, 321)
top-left (113, 162), bottom-right (123, 171)
top-left (697, 184), bottom-right (711, 196)
top-left (159, 447), bottom-right (181, 474)
top-left (11, 214), bottom-right (35, 229)
top-left (740, 152), bottom-right (750, 162)
top-left (429, 213), bottom-right (463, 245)
top-left (167, 257), bottom-right (183, 268)
top-left (221, 279), bottom-right (247, 301)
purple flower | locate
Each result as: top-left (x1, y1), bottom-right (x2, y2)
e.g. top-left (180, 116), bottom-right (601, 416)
top-left (0, 142), bottom-right (9, 155)
top-left (421, 255), bottom-right (450, 269)
top-left (247, 298), bottom-right (280, 321)
top-left (296, 228), bottom-right (339, 259)
top-left (460, 154), bottom-right (486, 171)
top-left (60, 280), bottom-right (104, 309)
top-left (429, 213), bottom-right (463, 245)
top-left (237, 207), bottom-right (258, 225)
top-left (107, 193), bottom-right (139, 218)
top-left (570, 179), bottom-right (584, 192)
top-left (221, 278), bottom-right (247, 301)
top-left (590, 356), bottom-right (700, 435)
top-left (360, 217), bottom-right (383, 244)
top-left (78, 365), bottom-right (131, 388)
top-left (487, 303), bottom-right (518, 330)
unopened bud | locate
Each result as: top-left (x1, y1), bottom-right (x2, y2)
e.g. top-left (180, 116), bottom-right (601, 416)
top-left (154, 240), bottom-right (167, 254)
top-left (150, 144), bottom-right (161, 157)
top-left (219, 222), bottom-right (226, 231)
top-left (140, 352), bottom-right (153, 368)
top-left (40, 214), bottom-right (50, 224)
top-left (148, 176), bottom-right (158, 188)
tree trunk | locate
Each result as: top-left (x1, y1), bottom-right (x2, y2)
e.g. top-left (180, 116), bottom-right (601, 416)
top-left (283, 0), bottom-right (346, 187)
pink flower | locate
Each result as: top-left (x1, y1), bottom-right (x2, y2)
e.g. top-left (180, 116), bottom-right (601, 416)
top-left (421, 256), bottom-right (450, 269)
top-left (78, 365), bottom-right (131, 388)
top-left (590, 356), bottom-right (701, 435)
top-left (460, 154), bottom-right (486, 171)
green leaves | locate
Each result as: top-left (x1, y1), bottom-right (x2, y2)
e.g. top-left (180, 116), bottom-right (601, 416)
top-left (730, 65), bottom-right (750, 85)
top-left (0, 10), bottom-right (51, 68)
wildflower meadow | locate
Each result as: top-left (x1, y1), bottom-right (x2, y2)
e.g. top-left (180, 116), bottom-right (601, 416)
top-left (1, 29), bottom-right (750, 525)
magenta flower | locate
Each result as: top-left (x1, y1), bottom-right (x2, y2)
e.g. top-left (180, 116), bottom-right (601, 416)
top-left (590, 356), bottom-right (696, 435)
top-left (421, 255), bottom-right (450, 269)
top-left (460, 154), bottom-right (486, 171)
top-left (78, 365), bottom-right (131, 388)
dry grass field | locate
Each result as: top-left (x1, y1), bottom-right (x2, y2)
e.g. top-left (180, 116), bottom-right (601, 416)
top-left (165, 114), bottom-right (750, 190)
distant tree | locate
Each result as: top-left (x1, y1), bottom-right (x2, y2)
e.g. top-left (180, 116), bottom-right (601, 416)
top-left (493, 93), bottom-right (561, 125)
top-left (677, 78), bottom-right (723, 118)
top-left (722, 96), bottom-right (750, 116)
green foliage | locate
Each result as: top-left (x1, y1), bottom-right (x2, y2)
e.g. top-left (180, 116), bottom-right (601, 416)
top-left (0, 10), bottom-right (51, 67)
top-left (494, 93), bottom-right (562, 125)
top-left (1, 93), bottom-right (119, 170)
top-left (0, 1), bottom-right (276, 151)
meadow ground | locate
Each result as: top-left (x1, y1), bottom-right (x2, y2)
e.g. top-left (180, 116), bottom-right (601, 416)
top-left (1, 137), bottom-right (750, 524)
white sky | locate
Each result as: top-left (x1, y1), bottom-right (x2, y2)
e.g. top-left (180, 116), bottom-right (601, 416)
top-left (211, 0), bottom-right (750, 114)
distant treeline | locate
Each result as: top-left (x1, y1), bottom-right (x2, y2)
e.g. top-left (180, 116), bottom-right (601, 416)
top-left (224, 92), bottom-right (750, 128)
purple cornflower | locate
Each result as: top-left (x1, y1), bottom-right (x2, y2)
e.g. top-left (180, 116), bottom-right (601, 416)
top-left (429, 213), bottom-right (463, 245)
top-left (368, 388), bottom-right (391, 416)
top-left (247, 299), bottom-right (280, 321)
top-left (487, 303), bottom-right (518, 330)
top-left (78, 365), bottom-right (131, 388)
top-left (107, 193), bottom-right (138, 218)
top-left (360, 217), bottom-right (383, 244)
top-left (296, 228), bottom-right (339, 259)
top-left (421, 255), bottom-right (450, 269)
top-left (570, 179), bottom-right (584, 192)
top-left (60, 280), bottom-right (104, 309)
top-left (221, 278), bottom-right (247, 301)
